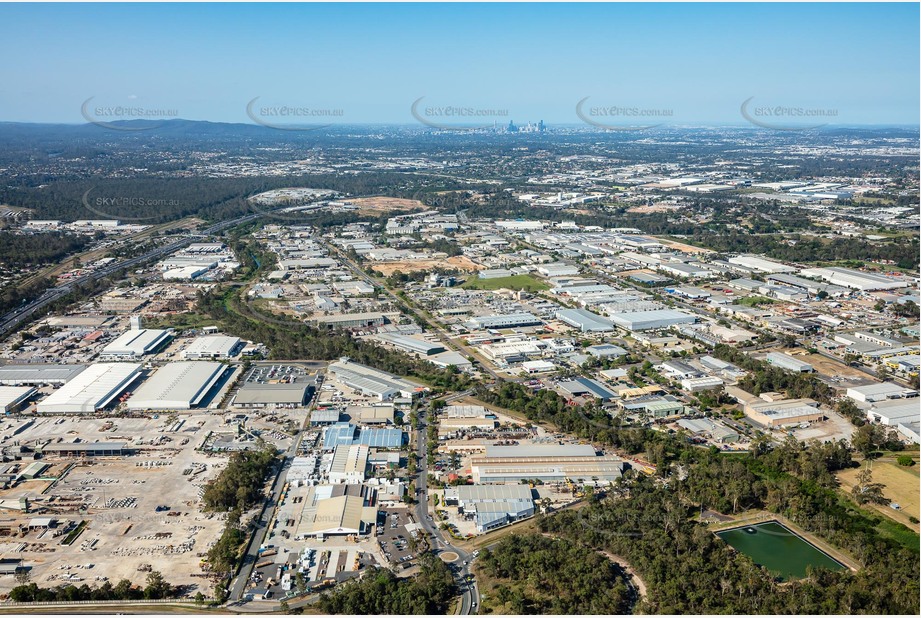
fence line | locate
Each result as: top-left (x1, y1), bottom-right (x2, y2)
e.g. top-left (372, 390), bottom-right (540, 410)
top-left (3, 597), bottom-right (216, 607)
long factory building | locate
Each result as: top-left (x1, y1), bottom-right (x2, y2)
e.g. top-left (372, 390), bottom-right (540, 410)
top-left (555, 308), bottom-right (616, 333)
top-left (329, 358), bottom-right (424, 400)
top-left (470, 444), bottom-right (628, 484)
top-left (375, 333), bottom-right (446, 356)
top-left (37, 363), bottom-right (143, 414)
top-left (466, 313), bottom-right (544, 330)
top-left (180, 335), bottom-right (242, 360)
top-left (607, 308), bottom-right (696, 332)
top-left (443, 484), bottom-right (535, 533)
top-left (126, 361), bottom-right (231, 411)
top-left (799, 266), bottom-right (910, 292)
top-left (100, 328), bottom-right (173, 360)
top-left (0, 364), bottom-right (87, 386)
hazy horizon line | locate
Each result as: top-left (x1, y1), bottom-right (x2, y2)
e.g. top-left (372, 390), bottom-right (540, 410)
top-left (2, 119), bottom-right (919, 130)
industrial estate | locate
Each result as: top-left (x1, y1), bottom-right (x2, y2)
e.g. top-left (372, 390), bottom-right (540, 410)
top-left (0, 2), bottom-right (918, 615)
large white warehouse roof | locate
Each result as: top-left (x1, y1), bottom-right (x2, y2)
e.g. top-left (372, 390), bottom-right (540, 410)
top-left (37, 363), bottom-right (142, 414)
top-left (607, 309), bottom-right (696, 331)
top-left (799, 267), bottom-right (909, 291)
top-left (727, 255), bottom-right (798, 274)
top-left (127, 362), bottom-right (228, 410)
top-left (101, 329), bottom-right (173, 358)
top-left (180, 335), bottom-right (241, 360)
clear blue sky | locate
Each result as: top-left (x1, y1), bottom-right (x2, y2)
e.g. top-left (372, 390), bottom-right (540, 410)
top-left (0, 2), bottom-right (917, 125)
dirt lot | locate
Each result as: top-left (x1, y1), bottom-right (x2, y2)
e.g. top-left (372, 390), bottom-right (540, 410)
top-left (837, 459), bottom-right (920, 531)
top-left (795, 352), bottom-right (870, 381)
top-left (348, 197), bottom-right (425, 215)
top-left (371, 256), bottom-right (483, 276)
top-left (0, 414), bottom-right (232, 595)
top-left (792, 410), bottom-right (855, 444)
top-left (654, 237), bottom-right (714, 254)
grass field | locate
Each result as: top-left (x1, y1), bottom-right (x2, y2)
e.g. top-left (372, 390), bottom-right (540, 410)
top-left (837, 458), bottom-right (920, 533)
top-left (460, 274), bottom-right (549, 292)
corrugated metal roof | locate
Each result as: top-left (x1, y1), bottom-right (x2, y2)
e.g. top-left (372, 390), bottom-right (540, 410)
top-left (127, 362), bottom-right (227, 410)
top-left (37, 364), bottom-right (142, 414)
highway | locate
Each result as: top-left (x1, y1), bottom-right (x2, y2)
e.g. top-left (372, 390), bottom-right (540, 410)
top-left (0, 213), bottom-right (261, 337)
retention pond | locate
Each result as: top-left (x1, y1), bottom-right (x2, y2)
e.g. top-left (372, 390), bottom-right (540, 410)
top-left (716, 520), bottom-right (846, 580)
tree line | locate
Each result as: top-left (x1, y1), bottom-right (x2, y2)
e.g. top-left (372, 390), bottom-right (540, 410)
top-left (540, 445), bottom-right (918, 614)
top-left (475, 534), bottom-right (632, 614)
top-left (197, 287), bottom-right (471, 392)
top-left (317, 553), bottom-right (455, 614)
top-left (0, 231), bottom-right (98, 267)
top-left (9, 571), bottom-right (179, 603)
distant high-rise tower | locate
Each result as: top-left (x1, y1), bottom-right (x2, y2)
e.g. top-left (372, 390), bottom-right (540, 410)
top-left (507, 120), bottom-right (518, 133)
top-left (538, 120), bottom-right (546, 132)
top-left (130, 315), bottom-right (143, 330)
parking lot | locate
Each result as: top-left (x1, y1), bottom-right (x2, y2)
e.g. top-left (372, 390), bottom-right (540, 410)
top-left (376, 507), bottom-right (418, 569)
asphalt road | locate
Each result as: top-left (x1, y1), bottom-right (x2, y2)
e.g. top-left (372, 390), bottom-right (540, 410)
top-left (228, 378), bottom-right (320, 603)
top-left (412, 417), bottom-right (480, 614)
top-left (228, 433), bottom-right (301, 602)
top-left (322, 239), bottom-right (503, 383)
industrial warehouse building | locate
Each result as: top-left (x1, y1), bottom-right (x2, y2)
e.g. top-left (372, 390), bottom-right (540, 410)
top-left (658, 262), bottom-right (713, 279)
top-left (765, 352), bottom-right (814, 373)
top-left (470, 444), bottom-right (628, 484)
top-left (799, 267), bottom-right (909, 292)
top-left (864, 400), bottom-right (920, 443)
top-left (558, 377), bottom-right (617, 402)
top-left (328, 444), bottom-right (369, 483)
top-left (100, 329), bottom-right (173, 360)
top-left (846, 382), bottom-right (917, 404)
top-left (40, 442), bottom-right (129, 457)
top-left (556, 308), bottom-right (616, 332)
top-left (677, 418), bottom-right (740, 443)
top-left (465, 313), bottom-right (544, 330)
top-left (126, 362), bottom-right (230, 411)
top-left (345, 404), bottom-right (395, 425)
top-left (180, 335), bottom-right (242, 360)
top-left (37, 363), bottom-right (142, 414)
top-left (680, 376), bottom-right (725, 392)
top-left (480, 340), bottom-right (543, 362)
top-left (607, 309), bottom-right (696, 332)
top-left (443, 484), bottom-right (535, 532)
top-left (0, 364), bottom-right (86, 386)
top-left (322, 423), bottom-right (405, 450)
top-left (765, 273), bottom-right (848, 297)
top-left (585, 344), bottom-right (629, 359)
top-left (329, 358), bottom-right (423, 400)
top-left (727, 255), bottom-right (798, 274)
top-left (309, 408), bottom-right (342, 425)
top-left (233, 378), bottom-right (316, 409)
top-left (294, 484), bottom-right (377, 538)
top-left (745, 398), bottom-right (824, 427)
top-left (864, 399), bottom-right (919, 425)
top-left (314, 312), bottom-right (392, 329)
top-left (0, 386), bottom-right (37, 414)
top-left (375, 333), bottom-right (446, 356)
